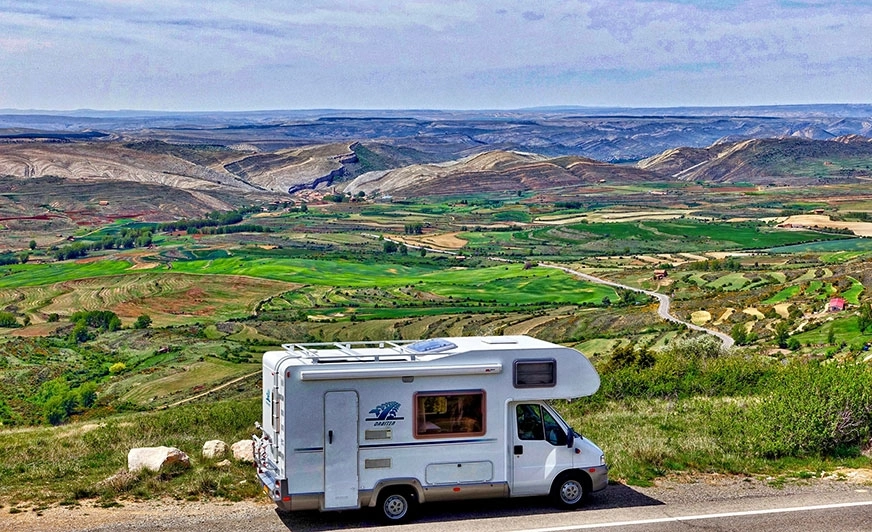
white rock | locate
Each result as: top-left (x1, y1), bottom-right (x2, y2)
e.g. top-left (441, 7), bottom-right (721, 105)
top-left (231, 440), bottom-right (254, 463)
top-left (202, 439), bottom-right (228, 459)
top-left (127, 446), bottom-right (190, 472)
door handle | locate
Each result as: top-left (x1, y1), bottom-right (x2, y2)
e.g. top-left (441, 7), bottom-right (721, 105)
top-left (514, 445), bottom-right (523, 455)
top-left (328, 430), bottom-right (333, 444)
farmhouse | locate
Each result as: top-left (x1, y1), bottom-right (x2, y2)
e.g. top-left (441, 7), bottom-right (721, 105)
top-left (653, 269), bottom-right (668, 280)
top-left (828, 297), bottom-right (846, 312)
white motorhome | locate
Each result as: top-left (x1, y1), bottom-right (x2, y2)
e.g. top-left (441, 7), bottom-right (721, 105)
top-left (253, 335), bottom-right (608, 523)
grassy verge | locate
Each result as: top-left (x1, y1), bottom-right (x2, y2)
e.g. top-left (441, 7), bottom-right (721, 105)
top-left (0, 400), bottom-right (263, 508)
top-left (566, 396), bottom-right (870, 487)
top-left (3, 339), bottom-right (872, 510)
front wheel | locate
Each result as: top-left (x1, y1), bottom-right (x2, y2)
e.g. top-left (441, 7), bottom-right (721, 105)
top-left (377, 489), bottom-right (416, 524)
top-left (552, 473), bottom-right (587, 509)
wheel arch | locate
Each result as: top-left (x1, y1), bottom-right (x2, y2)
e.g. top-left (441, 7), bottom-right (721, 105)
top-left (551, 469), bottom-right (592, 503)
top-left (368, 478), bottom-right (425, 507)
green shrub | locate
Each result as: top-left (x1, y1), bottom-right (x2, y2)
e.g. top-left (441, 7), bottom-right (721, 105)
top-left (596, 337), bottom-right (776, 402)
top-left (0, 311), bottom-right (18, 328)
top-left (716, 361), bottom-right (872, 458)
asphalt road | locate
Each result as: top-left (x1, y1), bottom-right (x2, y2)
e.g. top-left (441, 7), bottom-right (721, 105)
top-left (12, 476), bottom-right (871, 532)
top-left (542, 264), bottom-right (735, 349)
top-left (274, 479), bottom-right (872, 532)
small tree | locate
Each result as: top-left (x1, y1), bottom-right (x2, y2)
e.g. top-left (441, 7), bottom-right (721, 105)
top-left (731, 322), bottom-right (748, 345)
top-left (0, 311), bottom-right (18, 328)
top-left (77, 382), bottom-right (98, 408)
top-left (774, 321), bottom-right (790, 348)
top-left (858, 302), bottom-right (872, 332)
top-left (69, 322), bottom-right (92, 344)
top-left (133, 314), bottom-right (152, 329)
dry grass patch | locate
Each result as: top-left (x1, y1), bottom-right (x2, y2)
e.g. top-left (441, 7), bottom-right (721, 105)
top-left (782, 214), bottom-right (872, 237)
top-left (714, 308), bottom-right (735, 325)
top-left (774, 303), bottom-right (791, 319)
top-left (691, 311), bottom-right (712, 325)
top-left (743, 307), bottom-right (766, 320)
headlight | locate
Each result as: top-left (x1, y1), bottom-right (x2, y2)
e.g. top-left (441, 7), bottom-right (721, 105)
top-left (600, 454), bottom-right (606, 466)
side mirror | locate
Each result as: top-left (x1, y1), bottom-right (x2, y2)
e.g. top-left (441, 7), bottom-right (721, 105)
top-left (566, 429), bottom-right (575, 448)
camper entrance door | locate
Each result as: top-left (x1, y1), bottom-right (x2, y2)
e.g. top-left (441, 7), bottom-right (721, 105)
top-left (323, 391), bottom-right (359, 509)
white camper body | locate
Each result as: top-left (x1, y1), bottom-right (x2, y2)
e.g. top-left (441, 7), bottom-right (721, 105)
top-left (253, 335), bottom-right (608, 522)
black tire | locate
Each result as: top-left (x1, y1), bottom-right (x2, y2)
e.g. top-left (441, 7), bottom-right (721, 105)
top-left (377, 489), bottom-right (416, 524)
top-left (551, 473), bottom-right (587, 509)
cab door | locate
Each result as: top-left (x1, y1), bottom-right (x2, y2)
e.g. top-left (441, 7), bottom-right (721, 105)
top-left (510, 402), bottom-right (571, 497)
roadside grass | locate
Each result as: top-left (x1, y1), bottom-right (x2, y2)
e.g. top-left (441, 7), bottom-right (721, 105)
top-left (567, 347), bottom-right (872, 485)
top-left (117, 358), bottom-right (259, 405)
top-left (3, 345), bottom-right (872, 508)
top-left (569, 396), bottom-right (872, 487)
top-left (0, 399), bottom-right (263, 507)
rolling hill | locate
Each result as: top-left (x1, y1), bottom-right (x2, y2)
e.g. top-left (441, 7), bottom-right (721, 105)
top-left (638, 136), bottom-right (872, 183)
top-left (342, 150), bottom-right (659, 198)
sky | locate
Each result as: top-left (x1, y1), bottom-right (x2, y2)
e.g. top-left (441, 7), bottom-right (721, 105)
top-left (0, 0), bottom-right (870, 111)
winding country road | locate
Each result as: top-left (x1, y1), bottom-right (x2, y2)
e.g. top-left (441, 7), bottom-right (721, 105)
top-left (371, 233), bottom-right (733, 349)
top-left (542, 263), bottom-right (734, 349)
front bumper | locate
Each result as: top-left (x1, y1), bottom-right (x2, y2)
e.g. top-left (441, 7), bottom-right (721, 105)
top-left (588, 464), bottom-right (609, 493)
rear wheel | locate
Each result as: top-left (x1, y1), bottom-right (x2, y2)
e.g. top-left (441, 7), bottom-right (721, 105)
top-left (552, 473), bottom-right (587, 509)
top-left (377, 489), bottom-right (416, 524)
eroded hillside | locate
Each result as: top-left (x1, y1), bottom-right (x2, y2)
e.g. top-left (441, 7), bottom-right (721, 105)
top-left (343, 150), bottom-right (659, 198)
top-left (639, 136), bottom-right (872, 183)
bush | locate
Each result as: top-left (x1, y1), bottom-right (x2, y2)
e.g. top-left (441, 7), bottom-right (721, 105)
top-left (0, 311), bottom-right (18, 327)
top-left (717, 361), bottom-right (872, 458)
top-left (596, 337), bottom-right (773, 402)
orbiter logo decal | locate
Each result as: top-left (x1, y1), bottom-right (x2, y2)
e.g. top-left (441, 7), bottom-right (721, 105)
top-left (366, 401), bottom-right (403, 426)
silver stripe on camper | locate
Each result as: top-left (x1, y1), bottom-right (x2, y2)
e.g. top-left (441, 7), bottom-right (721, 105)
top-left (299, 363), bottom-right (502, 381)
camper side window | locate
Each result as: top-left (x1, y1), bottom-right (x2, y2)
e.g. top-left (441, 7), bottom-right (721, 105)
top-left (514, 359), bottom-right (556, 388)
top-left (414, 391), bottom-right (485, 438)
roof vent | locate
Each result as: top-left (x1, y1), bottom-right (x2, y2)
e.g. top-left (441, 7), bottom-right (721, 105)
top-left (481, 337), bottom-right (518, 344)
top-left (406, 338), bottom-right (457, 353)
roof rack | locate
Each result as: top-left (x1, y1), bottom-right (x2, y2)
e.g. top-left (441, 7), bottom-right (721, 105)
top-left (279, 338), bottom-right (458, 363)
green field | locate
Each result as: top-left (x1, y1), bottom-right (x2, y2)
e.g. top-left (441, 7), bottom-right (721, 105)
top-left (764, 285), bottom-right (802, 304)
top-left (770, 238), bottom-right (872, 254)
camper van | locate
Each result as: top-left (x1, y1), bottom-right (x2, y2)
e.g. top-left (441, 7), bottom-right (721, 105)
top-left (252, 335), bottom-right (608, 523)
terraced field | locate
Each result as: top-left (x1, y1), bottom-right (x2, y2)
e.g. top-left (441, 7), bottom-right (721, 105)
top-left (0, 273), bottom-right (298, 326)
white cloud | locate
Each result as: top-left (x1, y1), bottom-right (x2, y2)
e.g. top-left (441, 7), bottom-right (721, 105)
top-left (0, 0), bottom-right (869, 109)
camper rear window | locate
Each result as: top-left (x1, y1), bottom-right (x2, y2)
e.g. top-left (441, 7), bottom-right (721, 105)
top-left (414, 390), bottom-right (485, 438)
top-left (513, 359), bottom-right (556, 388)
